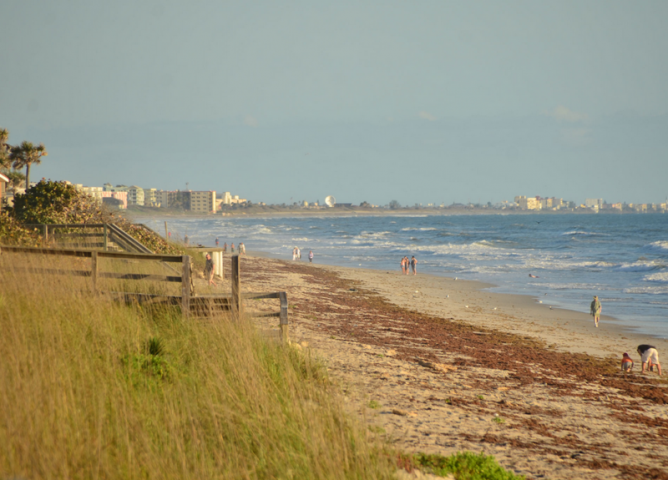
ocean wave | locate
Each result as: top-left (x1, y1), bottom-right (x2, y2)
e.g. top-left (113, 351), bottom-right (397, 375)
top-left (401, 227), bottom-right (437, 231)
top-left (645, 241), bottom-right (668, 252)
top-left (615, 260), bottom-right (666, 272)
top-left (522, 259), bottom-right (617, 271)
top-left (533, 282), bottom-right (606, 291)
top-left (644, 272), bottom-right (668, 283)
top-left (562, 230), bottom-right (608, 236)
top-left (358, 231), bottom-right (392, 238)
top-left (624, 286), bottom-right (668, 295)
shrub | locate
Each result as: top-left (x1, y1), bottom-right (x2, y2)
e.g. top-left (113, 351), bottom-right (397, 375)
top-left (414, 452), bottom-right (524, 480)
top-left (0, 212), bottom-right (42, 246)
top-left (10, 179), bottom-right (110, 225)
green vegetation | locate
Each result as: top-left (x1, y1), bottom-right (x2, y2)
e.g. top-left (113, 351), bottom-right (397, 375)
top-left (0, 178), bottom-right (185, 255)
top-left (10, 179), bottom-right (107, 225)
top-left (0, 212), bottom-right (42, 246)
top-left (493, 415), bottom-right (505, 424)
top-left (8, 140), bottom-right (47, 188)
top-left (0, 258), bottom-right (395, 479)
top-left (412, 452), bottom-right (524, 480)
top-left (0, 176), bottom-right (530, 479)
top-left (0, 128), bottom-right (31, 190)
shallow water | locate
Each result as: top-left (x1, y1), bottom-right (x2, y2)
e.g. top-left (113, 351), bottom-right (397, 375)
top-left (139, 213), bottom-right (668, 338)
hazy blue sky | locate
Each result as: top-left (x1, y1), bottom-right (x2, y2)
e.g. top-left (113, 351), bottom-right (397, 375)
top-left (1, 1), bottom-right (667, 205)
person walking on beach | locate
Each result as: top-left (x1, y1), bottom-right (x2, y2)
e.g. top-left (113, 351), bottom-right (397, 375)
top-left (223, 242), bottom-right (227, 253)
top-left (410, 256), bottom-right (418, 275)
top-left (400, 257), bottom-right (406, 274)
top-left (293, 247), bottom-right (298, 261)
top-left (231, 243), bottom-right (235, 253)
top-left (621, 353), bottom-right (634, 373)
top-left (637, 344), bottom-right (662, 376)
top-left (215, 237), bottom-right (219, 247)
top-left (239, 243), bottom-right (246, 255)
top-left (590, 295), bottom-right (602, 328)
top-left (297, 247), bottom-right (301, 260)
top-left (308, 250), bottom-right (314, 263)
top-left (204, 253), bottom-right (217, 287)
top-left (184, 234), bottom-right (189, 246)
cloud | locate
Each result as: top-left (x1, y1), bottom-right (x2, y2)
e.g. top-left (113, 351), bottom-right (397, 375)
top-left (545, 105), bottom-right (588, 123)
top-left (419, 111), bottom-right (437, 121)
top-left (243, 114), bottom-right (258, 127)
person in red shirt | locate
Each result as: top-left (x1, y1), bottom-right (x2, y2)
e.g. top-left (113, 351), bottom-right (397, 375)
top-left (620, 353), bottom-right (634, 373)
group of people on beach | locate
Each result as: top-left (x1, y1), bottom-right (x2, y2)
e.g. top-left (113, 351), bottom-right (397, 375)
top-left (400, 256), bottom-right (418, 275)
top-left (215, 238), bottom-right (245, 255)
top-left (589, 295), bottom-right (662, 376)
top-left (621, 345), bottom-right (661, 375)
top-left (292, 247), bottom-right (314, 263)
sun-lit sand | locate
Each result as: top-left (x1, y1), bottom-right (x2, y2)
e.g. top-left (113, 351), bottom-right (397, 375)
top-left (199, 254), bottom-right (668, 479)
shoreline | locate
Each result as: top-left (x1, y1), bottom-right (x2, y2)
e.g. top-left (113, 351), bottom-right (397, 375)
top-left (311, 263), bottom-right (668, 359)
top-left (233, 254), bottom-right (668, 479)
top-left (126, 208), bottom-right (650, 220)
top-left (248, 250), bottom-right (668, 354)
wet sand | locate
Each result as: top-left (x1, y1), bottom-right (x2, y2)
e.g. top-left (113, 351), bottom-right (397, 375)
top-left (196, 255), bottom-right (668, 479)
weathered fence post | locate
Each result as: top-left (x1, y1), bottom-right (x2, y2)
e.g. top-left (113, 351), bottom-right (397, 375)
top-left (182, 255), bottom-right (191, 318)
top-left (215, 251), bottom-right (223, 279)
top-left (231, 255), bottom-right (241, 318)
top-left (43, 225), bottom-right (49, 243)
top-left (103, 224), bottom-right (108, 251)
top-left (91, 251), bottom-right (98, 292)
top-left (279, 291), bottom-right (289, 342)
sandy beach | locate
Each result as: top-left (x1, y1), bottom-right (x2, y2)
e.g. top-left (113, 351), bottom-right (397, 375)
top-left (196, 254), bottom-right (668, 479)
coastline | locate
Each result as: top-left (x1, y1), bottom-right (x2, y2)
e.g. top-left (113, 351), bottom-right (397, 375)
top-left (126, 207), bottom-right (639, 220)
top-left (313, 263), bottom-right (668, 359)
top-left (137, 209), bottom-right (668, 344)
top-left (231, 254), bottom-right (668, 479)
top-left (248, 249), bottom-right (668, 355)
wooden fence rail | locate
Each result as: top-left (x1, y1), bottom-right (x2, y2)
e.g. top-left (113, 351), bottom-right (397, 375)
top-left (0, 245), bottom-right (288, 340)
top-left (22, 223), bottom-right (154, 254)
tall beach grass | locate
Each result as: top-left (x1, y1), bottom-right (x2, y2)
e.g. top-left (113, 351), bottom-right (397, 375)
top-left (0, 252), bottom-right (394, 479)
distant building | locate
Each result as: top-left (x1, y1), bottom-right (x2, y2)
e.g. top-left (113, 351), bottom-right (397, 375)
top-left (189, 191), bottom-right (217, 213)
top-left (74, 184), bottom-right (103, 204)
top-left (514, 196), bottom-right (542, 210)
top-left (221, 191), bottom-right (232, 205)
top-left (101, 191), bottom-right (128, 209)
top-left (219, 191), bottom-right (247, 205)
top-left (143, 188), bottom-right (158, 207)
top-left (585, 198), bottom-right (604, 209)
top-left (127, 186), bottom-right (145, 206)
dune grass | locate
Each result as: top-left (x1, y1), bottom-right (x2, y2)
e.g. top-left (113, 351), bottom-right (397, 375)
top-left (0, 254), bottom-right (395, 479)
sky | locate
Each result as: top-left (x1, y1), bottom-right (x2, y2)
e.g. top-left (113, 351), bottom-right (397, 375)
top-left (1, 0), bottom-right (667, 205)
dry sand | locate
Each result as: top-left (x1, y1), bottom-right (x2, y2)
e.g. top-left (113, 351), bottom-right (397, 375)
top-left (196, 255), bottom-right (668, 480)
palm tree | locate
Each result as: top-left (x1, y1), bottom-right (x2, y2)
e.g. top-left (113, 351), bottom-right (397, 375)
top-left (10, 141), bottom-right (48, 189)
top-left (0, 128), bottom-right (10, 169)
top-left (5, 170), bottom-right (25, 189)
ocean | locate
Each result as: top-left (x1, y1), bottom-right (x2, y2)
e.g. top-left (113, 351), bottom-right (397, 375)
top-left (138, 213), bottom-right (668, 338)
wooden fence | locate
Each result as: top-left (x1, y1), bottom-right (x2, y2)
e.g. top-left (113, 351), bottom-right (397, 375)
top-left (22, 223), bottom-right (154, 254)
top-left (0, 245), bottom-right (289, 340)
